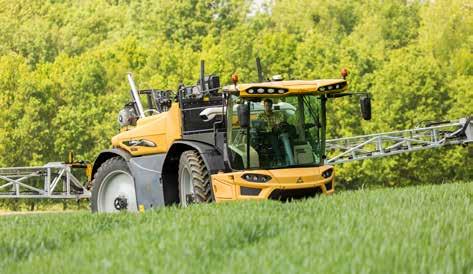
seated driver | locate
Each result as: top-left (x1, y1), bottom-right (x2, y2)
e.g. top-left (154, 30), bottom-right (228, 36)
top-left (256, 99), bottom-right (285, 132)
top-left (256, 99), bottom-right (289, 165)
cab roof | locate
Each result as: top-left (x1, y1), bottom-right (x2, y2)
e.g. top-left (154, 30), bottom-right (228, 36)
top-left (223, 79), bottom-right (348, 97)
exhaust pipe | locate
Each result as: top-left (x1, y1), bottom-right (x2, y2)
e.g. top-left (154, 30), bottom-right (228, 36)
top-left (256, 57), bottom-right (264, 82)
top-left (127, 73), bottom-right (145, 119)
top-left (200, 60), bottom-right (206, 92)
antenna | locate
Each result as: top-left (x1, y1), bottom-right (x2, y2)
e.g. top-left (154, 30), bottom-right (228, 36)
top-left (200, 60), bottom-right (205, 92)
top-left (256, 57), bottom-right (264, 82)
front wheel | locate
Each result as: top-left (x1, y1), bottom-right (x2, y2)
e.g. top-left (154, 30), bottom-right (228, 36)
top-left (178, 150), bottom-right (212, 206)
top-left (91, 157), bottom-right (138, 213)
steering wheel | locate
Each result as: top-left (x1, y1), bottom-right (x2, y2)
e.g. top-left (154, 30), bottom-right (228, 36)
top-left (277, 121), bottom-right (291, 132)
top-left (144, 109), bottom-right (160, 116)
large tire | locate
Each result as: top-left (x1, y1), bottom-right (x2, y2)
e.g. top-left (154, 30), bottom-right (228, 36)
top-left (90, 157), bottom-right (138, 213)
top-left (178, 150), bottom-right (212, 206)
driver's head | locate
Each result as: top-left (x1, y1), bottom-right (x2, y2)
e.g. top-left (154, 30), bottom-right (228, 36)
top-left (263, 99), bottom-right (273, 113)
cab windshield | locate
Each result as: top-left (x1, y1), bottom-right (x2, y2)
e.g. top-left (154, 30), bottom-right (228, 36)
top-left (227, 95), bottom-right (326, 170)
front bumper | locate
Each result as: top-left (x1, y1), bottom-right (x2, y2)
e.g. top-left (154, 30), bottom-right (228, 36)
top-left (211, 174), bottom-right (334, 202)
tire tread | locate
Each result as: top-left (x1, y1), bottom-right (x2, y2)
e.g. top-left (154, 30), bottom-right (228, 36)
top-left (179, 150), bottom-right (212, 204)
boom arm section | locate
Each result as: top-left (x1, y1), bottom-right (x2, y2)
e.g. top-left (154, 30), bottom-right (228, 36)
top-left (326, 117), bottom-right (472, 164)
top-left (0, 162), bottom-right (91, 199)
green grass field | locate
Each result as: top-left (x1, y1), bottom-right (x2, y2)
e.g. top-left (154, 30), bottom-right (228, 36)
top-left (1, 182), bottom-right (472, 274)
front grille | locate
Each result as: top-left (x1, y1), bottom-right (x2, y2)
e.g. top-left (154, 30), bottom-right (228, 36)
top-left (268, 187), bottom-right (323, 201)
top-left (240, 186), bottom-right (262, 196)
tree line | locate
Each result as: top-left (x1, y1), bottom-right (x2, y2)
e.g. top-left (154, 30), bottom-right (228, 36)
top-left (0, 0), bottom-right (471, 188)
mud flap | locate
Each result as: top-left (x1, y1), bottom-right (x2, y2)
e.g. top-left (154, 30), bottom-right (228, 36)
top-left (128, 154), bottom-right (166, 210)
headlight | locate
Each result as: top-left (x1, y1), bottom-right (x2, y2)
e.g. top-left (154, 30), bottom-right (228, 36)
top-left (241, 173), bottom-right (272, 183)
top-left (322, 168), bottom-right (333, 179)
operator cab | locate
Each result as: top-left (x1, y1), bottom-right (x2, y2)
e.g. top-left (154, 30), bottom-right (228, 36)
top-left (227, 93), bottom-right (326, 170)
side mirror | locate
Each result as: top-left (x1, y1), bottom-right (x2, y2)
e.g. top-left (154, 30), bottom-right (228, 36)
top-left (360, 95), bottom-right (372, 121)
top-left (237, 104), bottom-right (250, 128)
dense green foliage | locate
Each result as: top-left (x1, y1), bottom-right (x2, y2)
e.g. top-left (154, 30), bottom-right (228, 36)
top-left (0, 0), bottom-right (471, 186)
top-left (1, 182), bottom-right (472, 273)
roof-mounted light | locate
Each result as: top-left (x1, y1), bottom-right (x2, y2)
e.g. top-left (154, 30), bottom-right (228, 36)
top-left (231, 74), bottom-right (239, 85)
top-left (318, 82), bottom-right (346, 92)
top-left (244, 87), bottom-right (288, 95)
top-left (341, 68), bottom-right (349, 79)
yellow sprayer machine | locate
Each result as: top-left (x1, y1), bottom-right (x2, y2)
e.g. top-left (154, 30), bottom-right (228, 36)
top-left (0, 59), bottom-right (471, 212)
top-left (89, 60), bottom-right (366, 212)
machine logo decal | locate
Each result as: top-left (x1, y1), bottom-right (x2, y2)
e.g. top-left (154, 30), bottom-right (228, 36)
top-left (296, 177), bottom-right (304, 184)
top-left (123, 139), bottom-right (156, 147)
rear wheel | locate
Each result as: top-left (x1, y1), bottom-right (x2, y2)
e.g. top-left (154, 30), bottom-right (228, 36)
top-left (91, 157), bottom-right (138, 213)
top-left (178, 150), bottom-right (212, 206)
